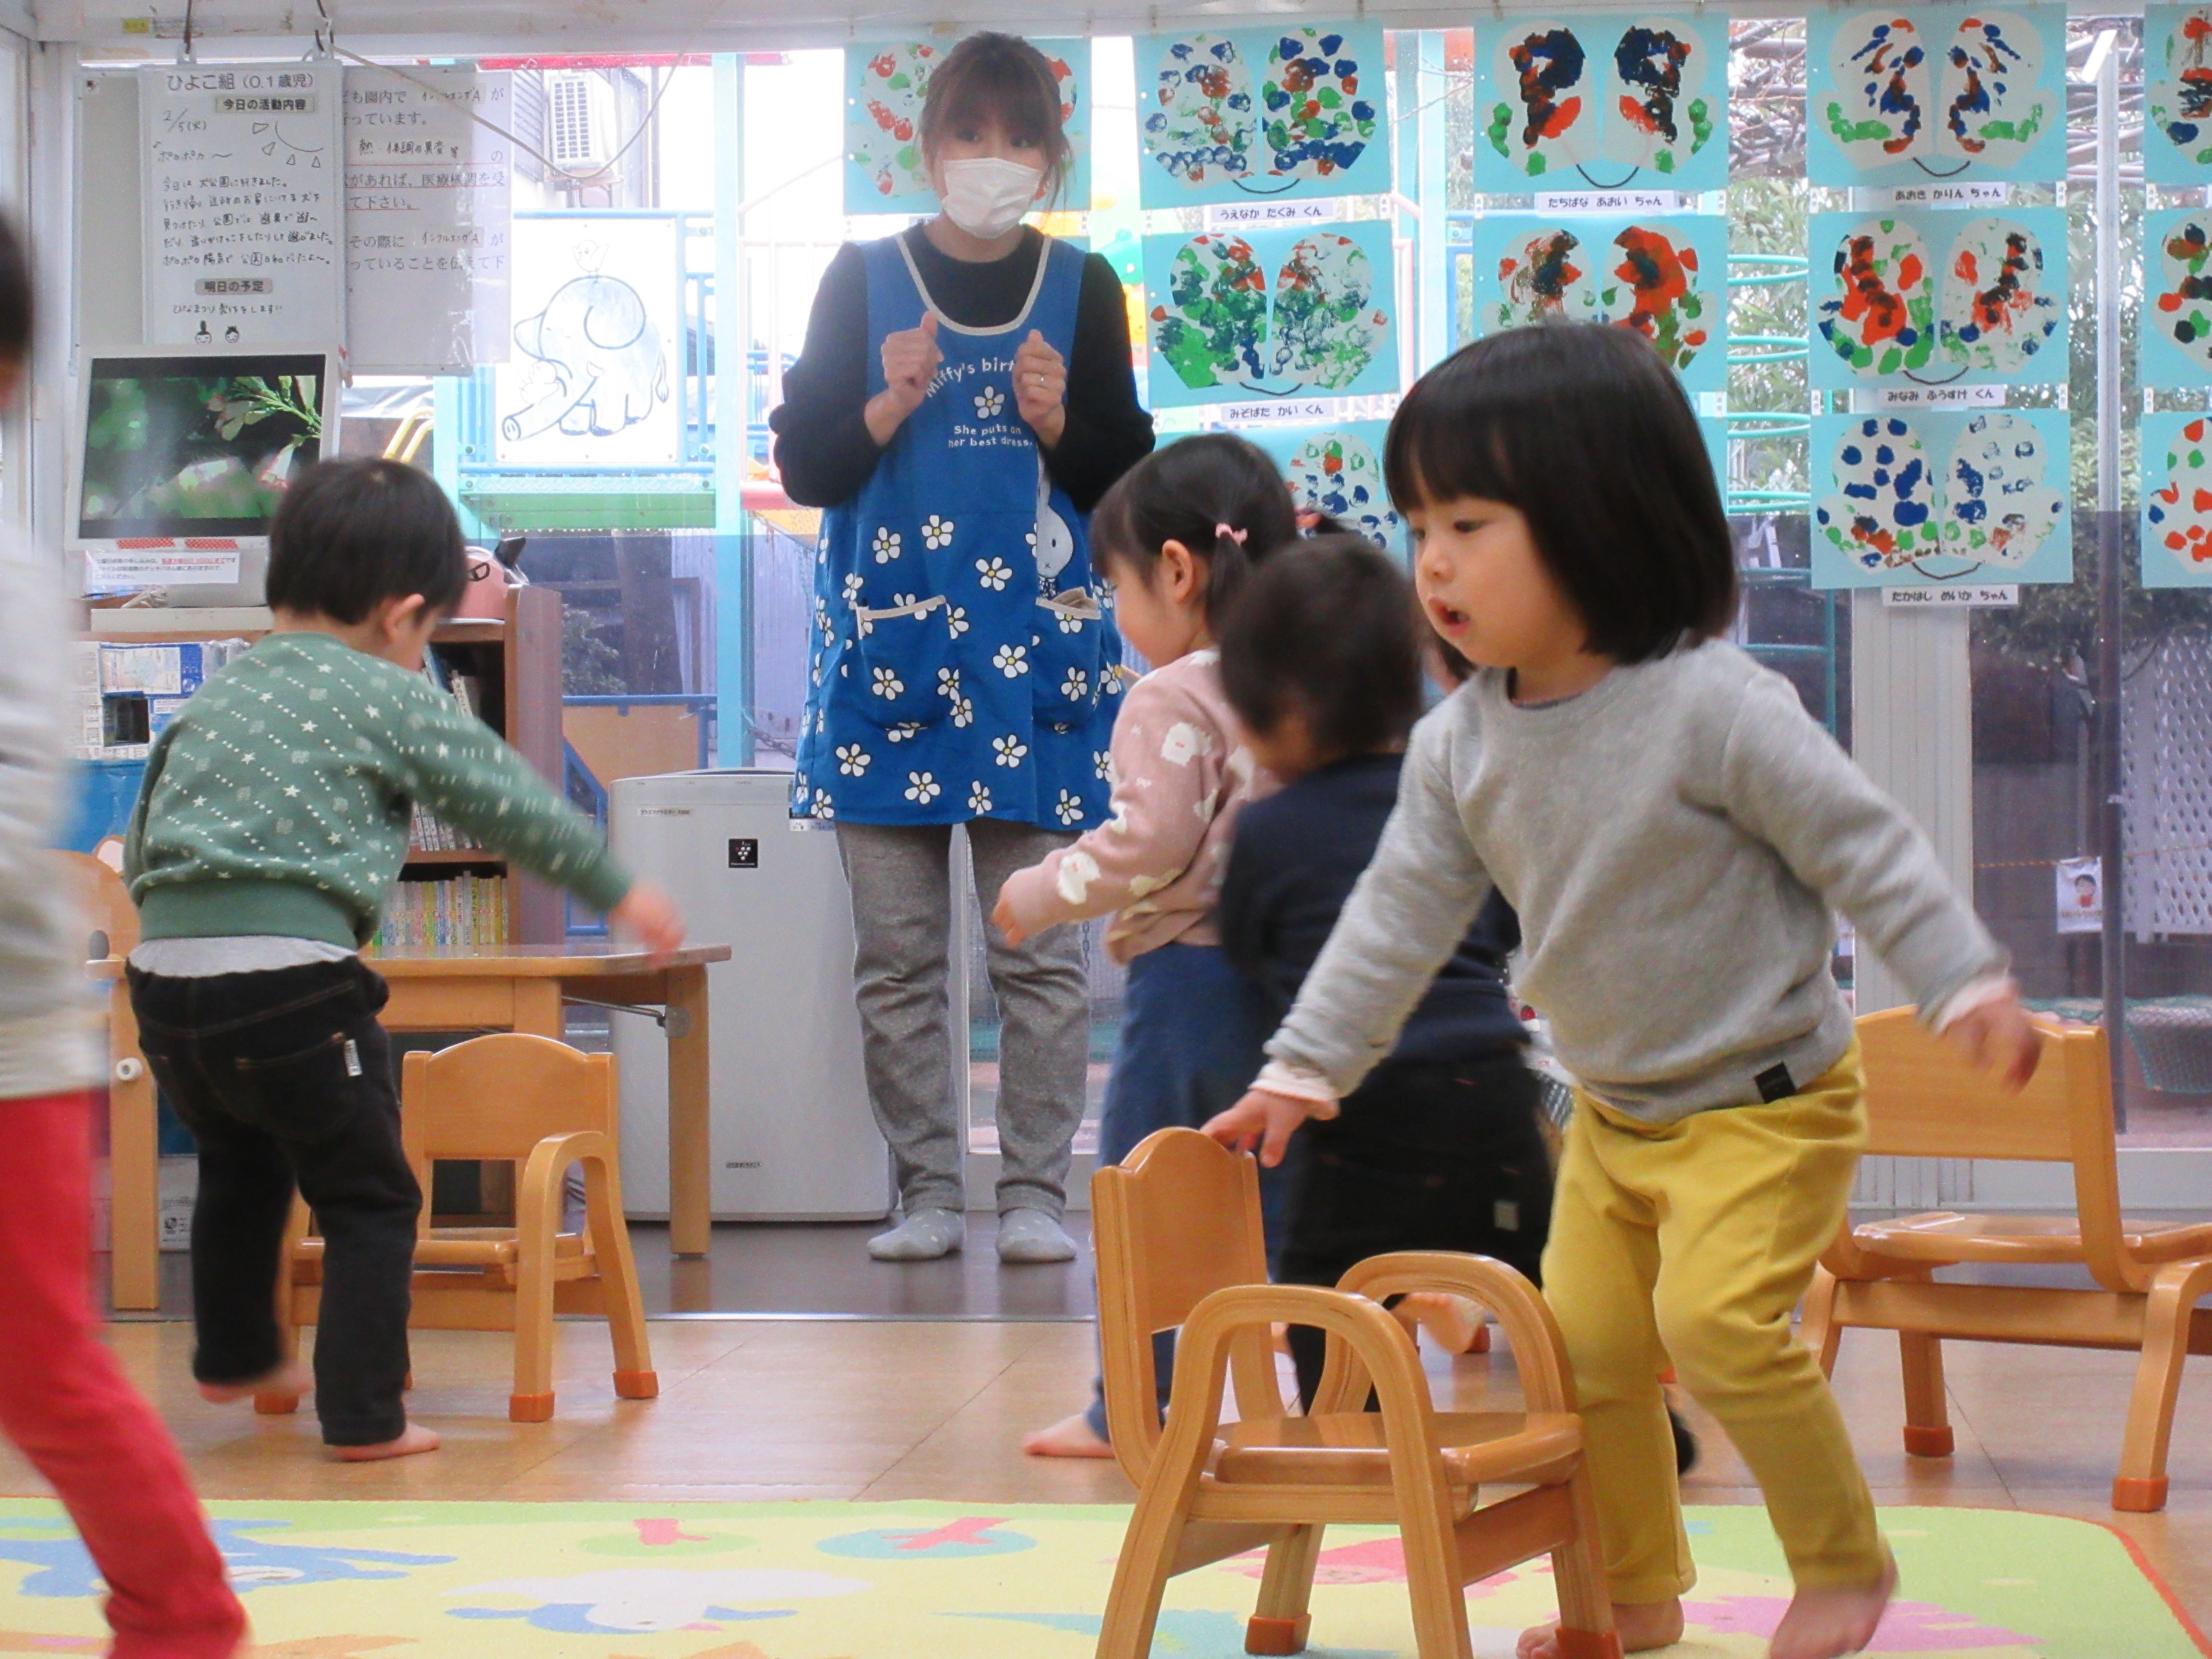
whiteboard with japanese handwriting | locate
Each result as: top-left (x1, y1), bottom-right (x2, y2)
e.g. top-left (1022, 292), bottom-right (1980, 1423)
top-left (343, 68), bottom-right (512, 375)
top-left (140, 64), bottom-right (344, 346)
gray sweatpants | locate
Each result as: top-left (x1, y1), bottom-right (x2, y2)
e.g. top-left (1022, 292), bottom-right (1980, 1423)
top-left (835, 819), bottom-right (1090, 1220)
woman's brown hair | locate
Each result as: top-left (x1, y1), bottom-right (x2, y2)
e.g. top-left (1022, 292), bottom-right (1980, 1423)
top-left (918, 32), bottom-right (1074, 208)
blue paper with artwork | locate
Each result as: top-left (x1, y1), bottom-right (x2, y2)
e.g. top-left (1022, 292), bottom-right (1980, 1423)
top-left (1141, 222), bottom-right (1400, 410)
top-left (1810, 409), bottom-right (2072, 589)
top-left (1471, 14), bottom-right (1729, 195)
top-left (2140, 413), bottom-right (2212, 588)
top-left (1808, 207), bottom-right (2066, 390)
top-left (2141, 209), bottom-right (2212, 389)
top-left (2147, 6), bottom-right (2212, 184)
top-left (1467, 213), bottom-right (1726, 394)
top-left (845, 40), bottom-right (1091, 215)
top-left (1805, 7), bottom-right (2066, 188)
top-left (1135, 25), bottom-right (1389, 210)
top-left (1246, 421), bottom-right (1402, 553)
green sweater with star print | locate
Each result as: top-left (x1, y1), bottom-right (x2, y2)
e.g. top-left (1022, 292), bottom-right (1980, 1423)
top-left (124, 631), bottom-right (632, 947)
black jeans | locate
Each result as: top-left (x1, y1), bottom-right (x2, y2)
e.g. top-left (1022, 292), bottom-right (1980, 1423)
top-left (128, 958), bottom-right (418, 1447)
top-left (1278, 1053), bottom-right (1554, 1410)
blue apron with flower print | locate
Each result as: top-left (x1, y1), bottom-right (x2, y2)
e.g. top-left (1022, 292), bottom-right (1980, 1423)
top-left (793, 233), bottom-right (1124, 830)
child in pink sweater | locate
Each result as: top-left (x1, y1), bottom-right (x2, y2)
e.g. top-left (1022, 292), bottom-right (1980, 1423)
top-left (995, 434), bottom-right (1302, 1458)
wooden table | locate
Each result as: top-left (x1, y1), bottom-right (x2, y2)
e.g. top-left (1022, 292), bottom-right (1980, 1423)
top-left (94, 943), bottom-right (731, 1312)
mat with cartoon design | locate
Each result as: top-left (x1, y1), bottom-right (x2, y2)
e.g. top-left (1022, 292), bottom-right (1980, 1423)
top-left (0, 1501), bottom-right (2200, 1657)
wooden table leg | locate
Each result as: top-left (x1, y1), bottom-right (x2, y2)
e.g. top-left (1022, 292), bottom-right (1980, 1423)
top-left (109, 989), bottom-right (161, 1312)
top-left (667, 964), bottom-right (711, 1258)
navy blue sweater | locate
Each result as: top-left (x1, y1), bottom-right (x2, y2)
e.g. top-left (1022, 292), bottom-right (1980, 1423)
top-left (1219, 752), bottom-right (1527, 1068)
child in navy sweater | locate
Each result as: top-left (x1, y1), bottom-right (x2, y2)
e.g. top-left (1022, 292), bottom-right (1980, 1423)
top-left (1215, 536), bottom-right (1553, 1407)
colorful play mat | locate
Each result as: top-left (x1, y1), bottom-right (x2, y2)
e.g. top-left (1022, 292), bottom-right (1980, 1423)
top-left (0, 1500), bottom-right (2199, 1657)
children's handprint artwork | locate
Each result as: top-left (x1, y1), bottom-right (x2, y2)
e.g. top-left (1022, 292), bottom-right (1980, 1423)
top-left (1810, 208), bottom-right (2065, 387)
top-left (2142, 209), bottom-right (2212, 386)
top-left (2147, 6), bottom-right (2212, 183)
top-left (1473, 13), bottom-right (1728, 193)
top-left (1137, 26), bottom-right (1389, 207)
top-left (1807, 6), bottom-right (2064, 186)
top-left (1248, 422), bottom-right (1402, 553)
top-left (1470, 214), bottom-right (1725, 393)
top-left (1811, 409), bottom-right (2072, 588)
top-left (844, 40), bottom-right (1090, 214)
top-left (2140, 412), bottom-right (2212, 588)
top-left (1141, 222), bottom-right (1399, 409)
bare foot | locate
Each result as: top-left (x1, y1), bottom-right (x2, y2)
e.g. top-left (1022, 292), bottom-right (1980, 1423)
top-left (1021, 1410), bottom-right (1114, 1459)
top-left (1769, 1556), bottom-right (1898, 1659)
top-left (326, 1423), bottom-right (441, 1463)
top-left (1518, 1598), bottom-right (1684, 1658)
top-left (1396, 1292), bottom-right (1488, 1354)
top-left (198, 1361), bottom-right (309, 1405)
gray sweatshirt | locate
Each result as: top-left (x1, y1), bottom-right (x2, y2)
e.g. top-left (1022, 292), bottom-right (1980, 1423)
top-left (1268, 640), bottom-right (2005, 1123)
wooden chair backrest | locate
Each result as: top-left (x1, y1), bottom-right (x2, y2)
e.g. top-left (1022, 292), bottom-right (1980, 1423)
top-left (57, 849), bottom-right (138, 960)
top-left (1855, 1007), bottom-right (2129, 1285)
top-left (1091, 1128), bottom-right (1278, 1482)
top-left (401, 1033), bottom-right (615, 1166)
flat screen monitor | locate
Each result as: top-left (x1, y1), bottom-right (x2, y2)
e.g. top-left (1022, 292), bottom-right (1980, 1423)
top-left (70, 344), bottom-right (341, 605)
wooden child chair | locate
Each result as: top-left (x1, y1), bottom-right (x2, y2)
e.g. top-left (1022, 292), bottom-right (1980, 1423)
top-left (1801, 1008), bottom-right (2212, 1512)
top-left (268, 1032), bottom-right (657, 1423)
top-left (1093, 1127), bottom-right (1618, 1659)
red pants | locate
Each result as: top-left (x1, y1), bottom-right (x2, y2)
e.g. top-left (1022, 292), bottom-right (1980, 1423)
top-left (0, 1091), bottom-right (244, 1658)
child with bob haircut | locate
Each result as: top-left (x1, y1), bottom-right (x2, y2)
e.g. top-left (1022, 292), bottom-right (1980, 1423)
top-left (1214, 535), bottom-right (1552, 1409)
top-left (1207, 323), bottom-right (2040, 1659)
top-left (995, 432), bottom-right (1297, 1458)
top-left (127, 458), bottom-right (682, 1463)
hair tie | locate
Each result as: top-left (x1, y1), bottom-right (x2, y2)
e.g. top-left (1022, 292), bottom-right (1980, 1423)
top-left (1214, 522), bottom-right (1248, 545)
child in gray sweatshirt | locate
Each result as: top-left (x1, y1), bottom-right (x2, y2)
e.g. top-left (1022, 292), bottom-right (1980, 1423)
top-left (1207, 324), bottom-right (2039, 1659)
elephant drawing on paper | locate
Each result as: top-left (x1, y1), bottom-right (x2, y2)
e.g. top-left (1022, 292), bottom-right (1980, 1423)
top-left (502, 270), bottom-right (670, 444)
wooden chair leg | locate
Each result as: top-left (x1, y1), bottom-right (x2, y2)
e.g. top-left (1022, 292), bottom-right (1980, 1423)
top-left (1096, 1471), bottom-right (1198, 1659)
top-left (255, 1198), bottom-right (310, 1415)
top-left (1396, 1468), bottom-right (1475, 1659)
top-left (1551, 1464), bottom-right (1624, 1659)
top-left (1800, 1267), bottom-right (1843, 1377)
top-left (1246, 1523), bottom-right (1323, 1655)
top-left (2115, 1262), bottom-right (2212, 1513)
top-left (583, 1151), bottom-right (657, 1400)
top-left (511, 1160), bottom-right (558, 1423)
top-left (1899, 1331), bottom-right (1953, 1458)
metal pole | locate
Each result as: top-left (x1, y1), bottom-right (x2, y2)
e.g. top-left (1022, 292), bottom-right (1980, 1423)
top-left (713, 53), bottom-right (753, 768)
top-left (2094, 33), bottom-right (2127, 1130)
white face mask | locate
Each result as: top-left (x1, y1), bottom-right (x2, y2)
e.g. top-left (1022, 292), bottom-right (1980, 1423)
top-left (937, 156), bottom-right (1043, 241)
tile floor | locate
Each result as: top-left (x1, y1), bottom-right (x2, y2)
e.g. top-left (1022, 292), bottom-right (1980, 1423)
top-left (8, 1312), bottom-right (2209, 1629)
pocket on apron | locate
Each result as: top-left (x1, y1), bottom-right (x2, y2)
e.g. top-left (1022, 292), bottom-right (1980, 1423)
top-left (1027, 589), bottom-right (1108, 726)
top-left (847, 597), bottom-right (954, 730)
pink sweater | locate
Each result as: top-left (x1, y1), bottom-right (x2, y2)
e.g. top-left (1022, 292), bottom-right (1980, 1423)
top-left (998, 649), bottom-right (1273, 963)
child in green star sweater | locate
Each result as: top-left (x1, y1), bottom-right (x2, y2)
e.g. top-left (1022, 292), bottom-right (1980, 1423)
top-left (125, 457), bottom-right (683, 1461)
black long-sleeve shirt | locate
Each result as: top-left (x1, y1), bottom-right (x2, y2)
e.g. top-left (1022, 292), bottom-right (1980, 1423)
top-left (1220, 752), bottom-right (1528, 1068)
top-left (768, 226), bottom-right (1155, 512)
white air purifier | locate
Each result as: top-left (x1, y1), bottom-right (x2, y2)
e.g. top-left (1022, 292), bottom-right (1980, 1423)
top-left (609, 769), bottom-right (891, 1222)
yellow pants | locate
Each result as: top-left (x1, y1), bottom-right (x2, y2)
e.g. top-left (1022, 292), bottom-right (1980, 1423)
top-left (1540, 1046), bottom-right (1886, 1602)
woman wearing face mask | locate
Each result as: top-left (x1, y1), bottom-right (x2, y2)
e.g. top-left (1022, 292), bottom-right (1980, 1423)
top-left (772, 32), bottom-right (1154, 1266)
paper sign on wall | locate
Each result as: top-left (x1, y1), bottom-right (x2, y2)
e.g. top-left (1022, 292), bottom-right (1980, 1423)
top-left (1810, 408), bottom-right (2073, 589)
top-left (1135, 24), bottom-right (1390, 210)
top-left (844, 40), bottom-right (1091, 215)
top-left (1471, 13), bottom-right (1729, 195)
top-left (1141, 220), bottom-right (1400, 410)
top-left (2056, 856), bottom-right (2103, 934)
top-left (141, 64), bottom-right (345, 346)
top-left (2139, 412), bottom-right (2212, 589)
top-left (1808, 207), bottom-right (2067, 390)
top-left (1467, 213), bottom-right (1727, 395)
top-left (1805, 7), bottom-right (2067, 189)
top-left (344, 68), bottom-right (513, 375)
top-left (2145, 6), bottom-right (2212, 185)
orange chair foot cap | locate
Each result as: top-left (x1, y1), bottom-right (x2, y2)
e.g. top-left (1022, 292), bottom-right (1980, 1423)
top-left (614, 1370), bottom-right (659, 1400)
top-left (1902, 1425), bottom-right (1954, 1458)
top-left (509, 1393), bottom-right (556, 1423)
top-left (2113, 1476), bottom-right (2169, 1513)
top-left (1554, 1630), bottom-right (1624, 1659)
top-left (253, 1392), bottom-right (300, 1416)
top-left (1244, 1614), bottom-right (1310, 1655)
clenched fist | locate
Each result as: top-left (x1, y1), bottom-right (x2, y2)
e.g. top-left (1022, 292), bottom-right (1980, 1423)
top-left (866, 311), bottom-right (943, 446)
top-left (1013, 328), bottom-right (1068, 450)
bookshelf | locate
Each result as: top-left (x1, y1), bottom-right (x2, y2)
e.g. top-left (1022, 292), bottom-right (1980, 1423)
top-left (85, 584), bottom-right (568, 945)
